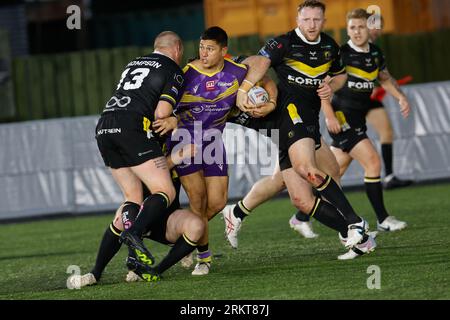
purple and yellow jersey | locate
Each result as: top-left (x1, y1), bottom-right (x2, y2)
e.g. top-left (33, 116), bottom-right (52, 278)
top-left (175, 58), bottom-right (247, 133)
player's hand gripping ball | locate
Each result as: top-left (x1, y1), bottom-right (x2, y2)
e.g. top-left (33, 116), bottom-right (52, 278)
top-left (247, 86), bottom-right (269, 107)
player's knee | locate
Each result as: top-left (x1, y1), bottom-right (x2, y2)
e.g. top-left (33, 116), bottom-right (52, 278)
top-left (113, 216), bottom-right (124, 231)
top-left (208, 198), bottom-right (227, 217)
top-left (328, 162), bottom-right (340, 181)
top-left (159, 185), bottom-right (176, 204)
top-left (122, 192), bottom-right (142, 204)
top-left (380, 127), bottom-right (394, 143)
top-left (186, 216), bottom-right (205, 241)
top-left (188, 193), bottom-right (207, 215)
top-left (271, 176), bottom-right (286, 191)
top-left (367, 154), bottom-right (381, 174)
top-left (295, 164), bottom-right (320, 184)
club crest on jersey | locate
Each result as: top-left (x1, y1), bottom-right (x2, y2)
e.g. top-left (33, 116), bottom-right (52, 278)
top-left (324, 51), bottom-right (331, 60)
top-left (206, 80), bottom-right (216, 91)
top-left (310, 51), bottom-right (318, 60)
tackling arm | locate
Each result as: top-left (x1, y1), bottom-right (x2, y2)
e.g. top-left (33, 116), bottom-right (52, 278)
top-left (251, 74), bottom-right (278, 118)
top-left (237, 56), bottom-right (272, 111)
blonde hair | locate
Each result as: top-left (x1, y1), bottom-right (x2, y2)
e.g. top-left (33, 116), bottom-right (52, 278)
top-left (346, 8), bottom-right (371, 21)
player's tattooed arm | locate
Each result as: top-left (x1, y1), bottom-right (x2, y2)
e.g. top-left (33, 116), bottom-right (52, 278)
top-left (378, 69), bottom-right (410, 118)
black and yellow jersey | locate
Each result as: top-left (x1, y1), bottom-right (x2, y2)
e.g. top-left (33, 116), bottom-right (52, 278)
top-left (102, 53), bottom-right (185, 122)
top-left (334, 41), bottom-right (386, 108)
top-left (258, 28), bottom-right (345, 112)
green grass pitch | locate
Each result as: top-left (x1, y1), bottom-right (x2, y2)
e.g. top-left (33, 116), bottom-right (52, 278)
top-left (1, 183), bottom-right (449, 300)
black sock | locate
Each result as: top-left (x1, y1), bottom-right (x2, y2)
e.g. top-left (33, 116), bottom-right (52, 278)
top-left (197, 244), bottom-right (209, 254)
top-left (121, 202), bottom-right (141, 257)
top-left (130, 192), bottom-right (169, 236)
top-left (295, 210), bottom-right (310, 222)
top-left (364, 177), bottom-right (389, 223)
top-left (91, 223), bottom-right (122, 281)
top-left (310, 198), bottom-right (348, 238)
top-left (155, 234), bottom-right (197, 275)
top-left (316, 175), bottom-right (362, 224)
top-left (381, 144), bottom-right (393, 176)
top-left (233, 200), bottom-right (251, 220)
top-left (121, 201), bottom-right (140, 230)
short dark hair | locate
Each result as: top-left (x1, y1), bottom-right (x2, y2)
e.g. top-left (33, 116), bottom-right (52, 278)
top-left (347, 8), bottom-right (371, 21)
top-left (298, 0), bottom-right (326, 14)
top-left (200, 26), bottom-right (228, 47)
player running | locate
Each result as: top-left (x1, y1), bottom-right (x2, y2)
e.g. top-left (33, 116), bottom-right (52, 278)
top-left (229, 0), bottom-right (376, 256)
top-left (325, 9), bottom-right (409, 248)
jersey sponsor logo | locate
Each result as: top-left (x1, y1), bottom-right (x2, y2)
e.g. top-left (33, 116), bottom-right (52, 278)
top-left (206, 80), bottom-right (216, 91)
top-left (97, 128), bottom-right (122, 135)
top-left (309, 51), bottom-right (318, 60)
top-left (106, 96), bottom-right (131, 108)
top-left (348, 80), bottom-right (375, 90)
top-left (217, 81), bottom-right (234, 87)
top-left (288, 74), bottom-right (323, 86)
top-left (191, 106), bottom-right (204, 114)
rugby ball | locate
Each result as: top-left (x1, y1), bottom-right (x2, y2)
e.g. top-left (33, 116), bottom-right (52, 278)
top-left (247, 86), bottom-right (269, 106)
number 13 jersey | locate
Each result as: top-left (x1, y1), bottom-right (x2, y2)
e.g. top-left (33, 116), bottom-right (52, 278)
top-left (102, 52), bottom-right (185, 122)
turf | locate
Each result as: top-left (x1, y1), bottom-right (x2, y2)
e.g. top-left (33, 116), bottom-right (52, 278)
top-left (1, 183), bottom-right (449, 300)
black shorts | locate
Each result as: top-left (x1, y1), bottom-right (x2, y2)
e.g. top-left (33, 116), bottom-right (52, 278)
top-left (368, 99), bottom-right (384, 110)
top-left (329, 104), bottom-right (368, 153)
top-left (276, 96), bottom-right (321, 171)
top-left (95, 112), bottom-right (164, 169)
